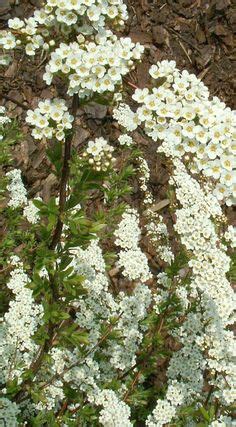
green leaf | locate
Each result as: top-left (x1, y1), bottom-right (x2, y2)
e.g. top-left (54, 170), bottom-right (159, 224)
top-left (199, 406), bottom-right (210, 422)
top-left (46, 140), bottom-right (63, 175)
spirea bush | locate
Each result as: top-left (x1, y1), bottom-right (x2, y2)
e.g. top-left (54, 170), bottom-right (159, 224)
top-left (0, 0), bottom-right (235, 426)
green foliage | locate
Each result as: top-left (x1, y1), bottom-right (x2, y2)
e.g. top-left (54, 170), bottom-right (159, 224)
top-left (0, 119), bottom-right (21, 201)
top-left (228, 251), bottom-right (236, 282)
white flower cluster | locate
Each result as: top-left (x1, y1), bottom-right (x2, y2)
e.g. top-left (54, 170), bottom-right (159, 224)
top-left (95, 389), bottom-right (132, 427)
top-left (146, 400), bottom-right (176, 427)
top-left (6, 168), bottom-right (41, 223)
top-left (0, 398), bottom-right (19, 427)
top-left (167, 160), bottom-right (235, 409)
top-left (83, 137), bottom-right (115, 171)
top-left (114, 61), bottom-right (236, 205)
top-left (113, 103), bottom-right (140, 132)
top-left (118, 134), bottom-right (133, 146)
top-left (167, 311), bottom-right (206, 403)
top-left (6, 169), bottom-right (28, 208)
top-left (114, 209), bottom-right (152, 282)
top-left (0, 105), bottom-right (11, 145)
top-left (210, 415), bottom-right (236, 426)
top-left (35, 240), bottom-right (151, 411)
top-left (109, 284), bottom-right (152, 370)
top-left (72, 240), bottom-right (151, 370)
top-left (224, 225), bottom-right (236, 248)
top-left (1, 259), bottom-right (43, 383)
top-left (45, 0), bottom-right (128, 29)
top-left (0, 105), bottom-right (11, 127)
top-left (0, 0), bottom-right (128, 56)
top-left (26, 98), bottom-right (73, 141)
top-left (23, 198), bottom-right (41, 224)
top-left (145, 158), bottom-right (235, 425)
top-left (148, 313), bottom-right (205, 426)
top-left (44, 32), bottom-right (144, 97)
top-left (138, 156), bottom-right (154, 205)
top-left (146, 381), bottom-right (185, 427)
top-left (145, 210), bottom-right (174, 264)
top-left (35, 380), bottom-right (65, 412)
top-left (46, 351), bottom-right (101, 411)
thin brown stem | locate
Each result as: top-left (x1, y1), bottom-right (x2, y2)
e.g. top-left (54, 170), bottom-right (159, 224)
top-left (49, 93), bottom-right (79, 250)
top-left (14, 95), bottom-right (79, 403)
top-left (16, 316), bottom-right (122, 405)
top-left (122, 313), bottom-right (166, 401)
top-left (43, 318), bottom-right (121, 389)
top-left (204, 372), bottom-right (217, 406)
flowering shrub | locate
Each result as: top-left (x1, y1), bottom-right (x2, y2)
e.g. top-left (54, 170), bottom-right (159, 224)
top-left (114, 64), bottom-right (236, 206)
top-left (0, 0), bottom-right (235, 426)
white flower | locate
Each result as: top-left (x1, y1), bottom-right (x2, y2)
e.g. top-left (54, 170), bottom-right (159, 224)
top-left (84, 137), bottom-right (115, 171)
top-left (118, 134), bottom-right (133, 146)
top-left (115, 209), bottom-right (152, 282)
top-left (132, 88), bottom-right (149, 103)
top-left (95, 390), bottom-right (132, 427)
top-left (23, 198), bottom-right (41, 224)
top-left (146, 399), bottom-right (176, 427)
top-left (224, 225), bottom-right (236, 248)
top-left (26, 98), bottom-right (73, 141)
top-left (0, 32), bottom-right (17, 49)
top-left (8, 17), bottom-right (24, 29)
top-left (6, 169), bottom-right (28, 208)
top-left (220, 171), bottom-right (234, 187)
top-left (220, 155), bottom-right (234, 171)
top-left (213, 183), bottom-right (229, 200)
top-left (87, 5), bottom-right (101, 21)
top-left (113, 104), bottom-right (140, 131)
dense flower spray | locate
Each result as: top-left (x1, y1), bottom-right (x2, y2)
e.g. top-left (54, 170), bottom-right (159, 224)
top-left (0, 0), bottom-right (235, 425)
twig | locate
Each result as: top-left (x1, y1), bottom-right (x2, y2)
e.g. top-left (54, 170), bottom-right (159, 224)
top-left (159, 3), bottom-right (167, 10)
top-left (1, 94), bottom-right (29, 111)
top-left (38, 315), bottom-right (123, 392)
top-left (178, 40), bottom-right (193, 64)
top-left (15, 96), bottom-right (79, 402)
top-left (122, 313), bottom-right (166, 402)
top-left (204, 372), bottom-right (217, 406)
top-left (49, 93), bottom-right (79, 250)
top-left (123, 370), bottom-right (141, 402)
top-left (125, 80), bottom-right (139, 90)
top-left (198, 65), bottom-right (211, 80)
top-left (165, 26), bottom-right (201, 53)
top-left (15, 315), bottom-right (122, 406)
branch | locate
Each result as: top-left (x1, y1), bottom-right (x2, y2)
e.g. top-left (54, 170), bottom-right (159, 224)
top-left (121, 312), bottom-right (166, 402)
top-left (16, 316), bottom-right (121, 406)
top-left (49, 93), bottom-right (79, 250)
top-left (124, 79), bottom-right (139, 90)
top-left (38, 315), bottom-right (123, 393)
top-left (14, 96), bottom-right (79, 403)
